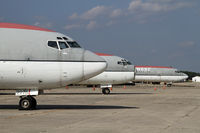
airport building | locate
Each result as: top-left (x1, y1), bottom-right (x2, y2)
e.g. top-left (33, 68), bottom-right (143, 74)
top-left (192, 76), bottom-right (200, 82)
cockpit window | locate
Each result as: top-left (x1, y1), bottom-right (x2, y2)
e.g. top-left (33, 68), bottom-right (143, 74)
top-left (57, 37), bottom-right (63, 40)
top-left (63, 37), bottom-right (68, 40)
top-left (67, 41), bottom-right (81, 48)
top-left (48, 41), bottom-right (58, 49)
top-left (175, 71), bottom-right (181, 73)
top-left (58, 41), bottom-right (69, 49)
top-left (127, 61), bottom-right (132, 65)
top-left (117, 59), bottom-right (132, 66)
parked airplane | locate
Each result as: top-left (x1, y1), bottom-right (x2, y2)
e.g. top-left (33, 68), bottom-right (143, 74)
top-left (0, 23), bottom-right (107, 110)
top-left (79, 53), bottom-right (135, 94)
top-left (134, 66), bottom-right (188, 86)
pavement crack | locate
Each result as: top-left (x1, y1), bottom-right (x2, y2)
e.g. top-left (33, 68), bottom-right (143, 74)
top-left (182, 105), bottom-right (199, 118)
top-left (163, 105), bottom-right (200, 132)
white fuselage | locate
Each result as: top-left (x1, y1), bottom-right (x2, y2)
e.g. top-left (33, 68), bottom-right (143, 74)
top-left (0, 61), bottom-right (106, 89)
top-left (134, 75), bottom-right (187, 82)
top-left (79, 54), bottom-right (135, 86)
top-left (0, 23), bottom-right (107, 90)
top-left (134, 66), bottom-right (188, 83)
top-left (0, 22), bottom-right (108, 110)
top-left (80, 71), bottom-right (135, 85)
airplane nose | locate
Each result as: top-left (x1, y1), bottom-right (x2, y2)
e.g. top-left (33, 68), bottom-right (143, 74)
top-left (83, 50), bottom-right (107, 80)
top-left (184, 73), bottom-right (189, 80)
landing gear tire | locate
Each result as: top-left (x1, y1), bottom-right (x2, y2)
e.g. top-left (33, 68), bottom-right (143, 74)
top-left (102, 88), bottom-right (110, 94)
top-left (167, 84), bottom-right (172, 87)
top-left (18, 96), bottom-right (37, 110)
top-left (29, 96), bottom-right (37, 109)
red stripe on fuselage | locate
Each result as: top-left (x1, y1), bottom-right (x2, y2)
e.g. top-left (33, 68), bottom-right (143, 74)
top-left (95, 53), bottom-right (113, 56)
top-left (135, 66), bottom-right (173, 69)
top-left (0, 23), bottom-right (54, 32)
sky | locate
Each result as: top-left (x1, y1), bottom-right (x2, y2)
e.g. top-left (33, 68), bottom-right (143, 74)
top-left (0, 0), bottom-right (200, 72)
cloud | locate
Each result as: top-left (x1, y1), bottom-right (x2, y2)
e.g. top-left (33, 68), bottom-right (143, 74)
top-left (81, 6), bottom-right (108, 20)
top-left (110, 9), bottom-right (123, 18)
top-left (128, 0), bottom-right (142, 11)
top-left (86, 21), bottom-right (97, 30)
top-left (69, 6), bottom-right (108, 20)
top-left (67, 5), bottom-right (118, 29)
top-left (64, 21), bottom-right (98, 31)
top-left (66, 1), bottom-right (194, 30)
top-left (34, 22), bottom-right (40, 26)
top-left (69, 13), bottom-right (78, 20)
top-left (34, 22), bottom-right (53, 28)
top-left (178, 41), bottom-right (195, 47)
top-left (64, 24), bottom-right (81, 30)
top-left (128, 0), bottom-right (193, 13)
top-left (127, 0), bottom-right (194, 24)
top-left (33, 16), bottom-right (53, 28)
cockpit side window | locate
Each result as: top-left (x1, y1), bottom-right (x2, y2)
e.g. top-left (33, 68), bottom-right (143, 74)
top-left (58, 41), bottom-right (69, 49)
top-left (48, 41), bottom-right (58, 49)
top-left (175, 71), bottom-right (181, 73)
top-left (67, 41), bottom-right (81, 48)
top-left (57, 37), bottom-right (63, 40)
top-left (63, 37), bottom-right (68, 40)
top-left (127, 61), bottom-right (132, 65)
top-left (117, 59), bottom-right (132, 66)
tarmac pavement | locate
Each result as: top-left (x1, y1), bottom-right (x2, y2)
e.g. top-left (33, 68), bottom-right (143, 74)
top-left (0, 84), bottom-right (200, 133)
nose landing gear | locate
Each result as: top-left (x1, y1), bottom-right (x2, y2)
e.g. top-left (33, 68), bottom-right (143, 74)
top-left (16, 89), bottom-right (39, 110)
top-left (101, 85), bottom-right (112, 95)
top-left (102, 88), bottom-right (111, 94)
top-left (19, 96), bottom-right (37, 110)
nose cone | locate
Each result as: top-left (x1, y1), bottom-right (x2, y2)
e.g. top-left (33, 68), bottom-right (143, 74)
top-left (183, 73), bottom-right (189, 80)
top-left (83, 50), bottom-right (107, 80)
top-left (83, 50), bottom-right (105, 62)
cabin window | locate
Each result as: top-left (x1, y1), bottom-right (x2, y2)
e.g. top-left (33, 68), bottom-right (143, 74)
top-left (67, 41), bottom-right (81, 48)
top-left (48, 41), bottom-right (58, 49)
top-left (58, 41), bottom-right (69, 49)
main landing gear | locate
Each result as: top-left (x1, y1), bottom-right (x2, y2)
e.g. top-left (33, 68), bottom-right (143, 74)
top-left (167, 84), bottom-right (172, 87)
top-left (19, 96), bottom-right (37, 110)
top-left (164, 82), bottom-right (172, 87)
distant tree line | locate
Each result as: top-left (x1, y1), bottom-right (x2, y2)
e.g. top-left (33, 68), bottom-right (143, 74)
top-left (180, 71), bottom-right (200, 80)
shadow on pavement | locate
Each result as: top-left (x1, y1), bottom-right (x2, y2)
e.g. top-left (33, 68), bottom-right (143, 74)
top-left (0, 105), bottom-right (139, 110)
top-left (0, 93), bottom-right (15, 95)
top-left (0, 92), bottom-right (153, 96)
top-left (42, 92), bottom-right (153, 95)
